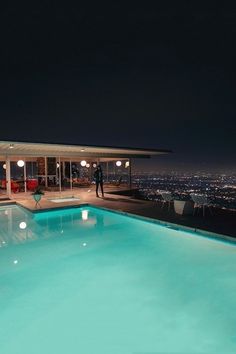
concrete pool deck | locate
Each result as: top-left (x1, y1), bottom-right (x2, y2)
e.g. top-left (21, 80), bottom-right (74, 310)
top-left (0, 185), bottom-right (236, 239)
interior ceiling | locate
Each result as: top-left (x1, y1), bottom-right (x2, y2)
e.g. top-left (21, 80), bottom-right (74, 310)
top-left (0, 141), bottom-right (171, 159)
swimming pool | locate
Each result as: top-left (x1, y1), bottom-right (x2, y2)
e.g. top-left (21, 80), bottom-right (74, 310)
top-left (0, 204), bottom-right (236, 354)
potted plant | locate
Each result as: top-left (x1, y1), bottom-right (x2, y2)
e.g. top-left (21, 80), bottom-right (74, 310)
top-left (32, 187), bottom-right (44, 206)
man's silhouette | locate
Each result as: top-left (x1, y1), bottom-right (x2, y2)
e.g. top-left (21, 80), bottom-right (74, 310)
top-left (94, 165), bottom-right (104, 198)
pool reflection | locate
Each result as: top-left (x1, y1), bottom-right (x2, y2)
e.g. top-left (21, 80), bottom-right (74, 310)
top-left (0, 206), bottom-right (124, 247)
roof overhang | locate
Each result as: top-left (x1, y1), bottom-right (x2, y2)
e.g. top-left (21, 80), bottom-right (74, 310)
top-left (0, 140), bottom-right (172, 159)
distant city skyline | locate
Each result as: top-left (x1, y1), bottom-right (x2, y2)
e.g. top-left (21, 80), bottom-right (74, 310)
top-left (132, 171), bottom-right (236, 210)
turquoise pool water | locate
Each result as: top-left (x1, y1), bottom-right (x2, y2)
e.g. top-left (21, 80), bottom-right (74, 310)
top-left (0, 205), bottom-right (236, 354)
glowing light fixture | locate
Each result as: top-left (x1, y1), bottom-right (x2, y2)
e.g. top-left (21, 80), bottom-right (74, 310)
top-left (9, 144), bottom-right (14, 149)
top-left (125, 161), bottom-right (130, 168)
top-left (82, 210), bottom-right (89, 221)
top-left (116, 160), bottom-right (122, 167)
top-left (80, 160), bottom-right (87, 167)
top-left (86, 163), bottom-right (90, 168)
top-left (19, 221), bottom-right (27, 230)
top-left (17, 160), bottom-right (24, 167)
top-left (57, 162), bottom-right (60, 168)
top-left (93, 163), bottom-right (97, 168)
top-left (80, 148), bottom-right (85, 152)
top-left (3, 163), bottom-right (6, 170)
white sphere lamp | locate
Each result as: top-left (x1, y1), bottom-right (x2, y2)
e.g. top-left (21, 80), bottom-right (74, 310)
top-left (80, 160), bottom-right (87, 167)
top-left (17, 160), bottom-right (25, 167)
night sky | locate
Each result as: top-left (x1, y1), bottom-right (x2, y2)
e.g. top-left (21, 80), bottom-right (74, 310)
top-left (0, 3), bottom-right (236, 172)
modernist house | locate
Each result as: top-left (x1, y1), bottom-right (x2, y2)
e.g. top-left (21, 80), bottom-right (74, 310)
top-left (0, 140), bottom-right (171, 198)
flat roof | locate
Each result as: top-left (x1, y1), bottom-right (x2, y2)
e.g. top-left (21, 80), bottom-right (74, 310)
top-left (0, 140), bottom-right (172, 159)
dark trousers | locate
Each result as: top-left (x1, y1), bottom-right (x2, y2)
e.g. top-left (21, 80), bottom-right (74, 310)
top-left (96, 181), bottom-right (104, 196)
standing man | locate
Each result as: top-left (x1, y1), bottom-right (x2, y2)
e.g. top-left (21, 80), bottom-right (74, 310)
top-left (94, 165), bottom-right (104, 198)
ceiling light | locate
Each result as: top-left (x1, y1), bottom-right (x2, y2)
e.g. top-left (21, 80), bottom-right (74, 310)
top-left (17, 160), bottom-right (25, 167)
top-left (80, 160), bottom-right (87, 167)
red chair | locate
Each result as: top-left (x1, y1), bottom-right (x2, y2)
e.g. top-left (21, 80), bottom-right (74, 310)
top-left (1, 180), bottom-right (20, 193)
top-left (11, 181), bottom-right (20, 193)
top-left (1, 179), bottom-right (6, 189)
top-left (26, 179), bottom-right (38, 191)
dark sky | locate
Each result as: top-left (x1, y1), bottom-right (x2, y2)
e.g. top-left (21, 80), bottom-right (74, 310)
top-left (0, 3), bottom-right (236, 172)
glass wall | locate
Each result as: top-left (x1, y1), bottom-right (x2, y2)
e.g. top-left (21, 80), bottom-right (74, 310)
top-left (0, 161), bottom-right (7, 196)
top-left (10, 161), bottom-right (25, 192)
top-left (101, 160), bottom-right (130, 185)
top-left (1, 156), bottom-right (131, 196)
top-left (71, 161), bottom-right (91, 188)
top-left (7, 159), bottom-right (39, 193)
top-left (26, 161), bottom-right (38, 191)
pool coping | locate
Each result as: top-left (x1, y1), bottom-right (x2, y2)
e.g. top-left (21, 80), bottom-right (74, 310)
top-left (4, 200), bottom-right (234, 245)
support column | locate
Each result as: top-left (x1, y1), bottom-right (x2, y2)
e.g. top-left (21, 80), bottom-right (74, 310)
top-left (89, 161), bottom-right (93, 182)
top-left (45, 157), bottom-right (48, 188)
top-left (70, 159), bottom-right (72, 191)
top-left (58, 156), bottom-right (61, 195)
top-left (106, 161), bottom-right (109, 182)
top-left (24, 159), bottom-right (27, 193)
top-left (129, 158), bottom-right (132, 190)
top-left (6, 157), bottom-right (11, 198)
top-left (62, 161), bottom-right (65, 180)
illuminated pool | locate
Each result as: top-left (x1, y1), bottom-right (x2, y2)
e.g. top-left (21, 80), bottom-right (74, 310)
top-left (0, 205), bottom-right (236, 354)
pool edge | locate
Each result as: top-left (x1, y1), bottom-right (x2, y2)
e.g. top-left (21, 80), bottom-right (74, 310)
top-left (90, 204), bottom-right (236, 245)
top-left (13, 201), bottom-right (236, 244)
